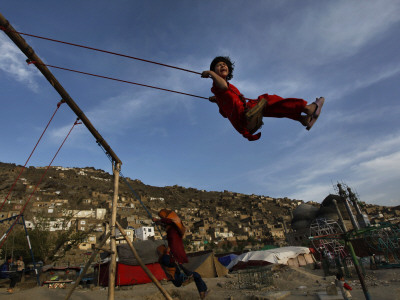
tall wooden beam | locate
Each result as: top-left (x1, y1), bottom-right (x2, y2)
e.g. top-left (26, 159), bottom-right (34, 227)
top-left (0, 12), bottom-right (121, 165)
top-left (108, 162), bottom-right (121, 300)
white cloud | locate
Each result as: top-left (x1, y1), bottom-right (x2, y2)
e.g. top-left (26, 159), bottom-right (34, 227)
top-left (244, 130), bottom-right (400, 205)
top-left (329, 63), bottom-right (400, 101)
top-left (0, 34), bottom-right (40, 90)
top-left (297, 0), bottom-right (400, 63)
top-left (319, 1), bottom-right (400, 54)
top-left (352, 151), bottom-right (400, 183)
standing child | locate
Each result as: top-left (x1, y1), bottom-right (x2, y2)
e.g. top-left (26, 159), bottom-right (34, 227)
top-left (335, 273), bottom-right (352, 300)
top-left (201, 56), bottom-right (324, 141)
top-left (16, 256), bottom-right (25, 282)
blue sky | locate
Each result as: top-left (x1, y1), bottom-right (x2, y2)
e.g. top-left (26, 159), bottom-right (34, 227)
top-left (1, 1), bottom-right (400, 206)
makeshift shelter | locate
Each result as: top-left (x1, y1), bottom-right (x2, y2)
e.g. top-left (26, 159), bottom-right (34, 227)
top-left (227, 246), bottom-right (313, 270)
top-left (97, 240), bottom-right (167, 286)
top-left (117, 240), bottom-right (165, 265)
top-left (184, 251), bottom-right (228, 278)
top-left (96, 242), bottom-right (228, 286)
top-left (97, 261), bottom-right (167, 286)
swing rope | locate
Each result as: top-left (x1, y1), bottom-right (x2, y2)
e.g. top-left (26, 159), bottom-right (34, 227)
top-left (0, 101), bottom-right (64, 213)
top-left (0, 26), bottom-right (201, 75)
top-left (27, 60), bottom-right (208, 100)
top-left (0, 119), bottom-right (81, 249)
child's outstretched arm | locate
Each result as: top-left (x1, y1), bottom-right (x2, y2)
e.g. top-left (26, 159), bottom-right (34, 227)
top-left (201, 70), bottom-right (228, 91)
top-left (208, 96), bottom-right (217, 103)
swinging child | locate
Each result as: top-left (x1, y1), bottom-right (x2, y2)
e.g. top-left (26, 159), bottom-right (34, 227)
top-left (201, 56), bottom-right (325, 141)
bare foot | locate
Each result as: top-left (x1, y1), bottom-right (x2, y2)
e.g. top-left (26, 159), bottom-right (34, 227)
top-left (304, 103), bottom-right (317, 116)
top-left (300, 115), bottom-right (312, 126)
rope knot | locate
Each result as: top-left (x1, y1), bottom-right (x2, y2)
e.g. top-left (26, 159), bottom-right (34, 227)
top-left (26, 59), bottom-right (37, 65)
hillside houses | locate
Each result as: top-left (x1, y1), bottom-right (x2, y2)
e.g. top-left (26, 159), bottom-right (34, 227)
top-left (0, 163), bottom-right (399, 259)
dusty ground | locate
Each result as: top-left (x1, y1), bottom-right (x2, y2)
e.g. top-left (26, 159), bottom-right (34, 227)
top-left (1, 266), bottom-right (400, 300)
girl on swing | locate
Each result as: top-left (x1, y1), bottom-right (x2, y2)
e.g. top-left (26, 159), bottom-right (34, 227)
top-left (201, 56), bottom-right (325, 141)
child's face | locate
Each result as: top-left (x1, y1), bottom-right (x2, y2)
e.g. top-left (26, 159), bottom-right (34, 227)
top-left (214, 61), bottom-right (229, 79)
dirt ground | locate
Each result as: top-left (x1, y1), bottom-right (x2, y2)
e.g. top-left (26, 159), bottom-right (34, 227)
top-left (1, 266), bottom-right (400, 300)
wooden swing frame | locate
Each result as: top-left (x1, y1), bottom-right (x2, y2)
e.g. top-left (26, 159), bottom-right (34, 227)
top-left (0, 12), bottom-right (173, 300)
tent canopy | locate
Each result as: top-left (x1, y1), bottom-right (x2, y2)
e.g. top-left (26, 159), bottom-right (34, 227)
top-left (183, 251), bottom-right (228, 278)
top-left (117, 240), bottom-right (165, 265)
top-left (218, 254), bottom-right (238, 267)
top-left (227, 246), bottom-right (310, 270)
top-left (117, 242), bottom-right (228, 278)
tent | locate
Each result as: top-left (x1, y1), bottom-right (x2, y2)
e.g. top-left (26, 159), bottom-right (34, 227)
top-left (96, 242), bottom-right (228, 286)
top-left (117, 239), bottom-right (165, 265)
top-left (184, 251), bottom-right (228, 278)
top-left (226, 246), bottom-right (312, 270)
top-left (217, 254), bottom-right (238, 267)
top-left (96, 261), bottom-right (167, 286)
top-left (97, 240), bottom-right (167, 286)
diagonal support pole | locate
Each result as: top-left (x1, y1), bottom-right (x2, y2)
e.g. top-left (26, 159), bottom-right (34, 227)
top-left (64, 231), bottom-right (111, 300)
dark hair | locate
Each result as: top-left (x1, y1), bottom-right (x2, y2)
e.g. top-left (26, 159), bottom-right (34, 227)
top-left (210, 56), bottom-right (234, 81)
top-left (336, 273), bottom-right (343, 280)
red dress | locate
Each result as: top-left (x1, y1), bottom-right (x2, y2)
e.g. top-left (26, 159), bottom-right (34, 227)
top-left (211, 83), bottom-right (307, 141)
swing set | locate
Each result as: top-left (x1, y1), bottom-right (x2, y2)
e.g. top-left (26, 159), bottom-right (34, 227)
top-left (1, 10), bottom-right (200, 300)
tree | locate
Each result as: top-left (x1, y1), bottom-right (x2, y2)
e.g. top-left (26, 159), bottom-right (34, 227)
top-left (1, 214), bottom-right (94, 264)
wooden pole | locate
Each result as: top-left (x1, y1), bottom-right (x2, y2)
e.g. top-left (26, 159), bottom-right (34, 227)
top-left (64, 231), bottom-right (111, 300)
top-left (115, 221), bottom-right (173, 300)
top-left (0, 12), bottom-right (121, 165)
top-left (108, 162), bottom-right (120, 300)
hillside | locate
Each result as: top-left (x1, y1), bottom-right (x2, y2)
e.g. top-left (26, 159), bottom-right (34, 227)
top-left (0, 161), bottom-right (298, 222)
top-left (1, 161), bottom-right (397, 262)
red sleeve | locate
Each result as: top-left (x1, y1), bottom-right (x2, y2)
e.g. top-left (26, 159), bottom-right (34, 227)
top-left (343, 283), bottom-right (352, 290)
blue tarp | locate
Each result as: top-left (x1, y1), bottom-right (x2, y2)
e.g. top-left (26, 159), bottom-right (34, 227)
top-left (218, 254), bottom-right (238, 267)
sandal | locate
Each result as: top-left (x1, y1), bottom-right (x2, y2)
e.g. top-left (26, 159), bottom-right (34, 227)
top-left (306, 97), bottom-right (325, 130)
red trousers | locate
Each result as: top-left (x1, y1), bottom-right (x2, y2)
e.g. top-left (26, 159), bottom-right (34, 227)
top-left (248, 94), bottom-right (307, 121)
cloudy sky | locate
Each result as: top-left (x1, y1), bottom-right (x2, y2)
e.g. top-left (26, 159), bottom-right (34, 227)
top-left (1, 1), bottom-right (400, 206)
